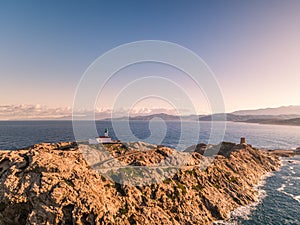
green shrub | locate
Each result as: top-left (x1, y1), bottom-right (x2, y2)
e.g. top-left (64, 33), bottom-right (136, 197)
top-left (192, 185), bottom-right (204, 191)
top-left (176, 182), bottom-right (187, 195)
top-left (163, 178), bottom-right (172, 184)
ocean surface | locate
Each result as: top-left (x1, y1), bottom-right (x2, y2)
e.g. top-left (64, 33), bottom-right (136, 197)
top-left (0, 120), bottom-right (299, 224)
top-left (0, 120), bottom-right (299, 150)
top-left (215, 156), bottom-right (300, 225)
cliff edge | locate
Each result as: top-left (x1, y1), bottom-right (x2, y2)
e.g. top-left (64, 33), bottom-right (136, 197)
top-left (0, 142), bottom-right (280, 225)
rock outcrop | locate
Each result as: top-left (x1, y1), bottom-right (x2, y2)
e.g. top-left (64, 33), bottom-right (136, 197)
top-left (0, 141), bottom-right (280, 225)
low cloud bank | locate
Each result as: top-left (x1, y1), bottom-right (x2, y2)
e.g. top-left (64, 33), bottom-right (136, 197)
top-left (0, 104), bottom-right (184, 120)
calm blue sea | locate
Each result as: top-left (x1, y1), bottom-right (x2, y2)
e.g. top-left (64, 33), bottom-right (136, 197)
top-left (0, 120), bottom-right (299, 150)
top-left (0, 120), bottom-right (299, 224)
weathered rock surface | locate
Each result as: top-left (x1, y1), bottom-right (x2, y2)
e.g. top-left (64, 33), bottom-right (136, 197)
top-left (0, 141), bottom-right (280, 225)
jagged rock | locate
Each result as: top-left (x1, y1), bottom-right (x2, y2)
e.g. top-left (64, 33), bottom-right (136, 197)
top-left (0, 142), bottom-right (281, 225)
top-left (183, 143), bottom-right (210, 154)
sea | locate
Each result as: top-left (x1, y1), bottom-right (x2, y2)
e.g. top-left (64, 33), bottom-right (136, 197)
top-left (0, 120), bottom-right (299, 224)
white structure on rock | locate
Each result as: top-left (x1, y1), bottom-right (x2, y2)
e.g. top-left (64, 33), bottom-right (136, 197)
top-left (89, 128), bottom-right (114, 144)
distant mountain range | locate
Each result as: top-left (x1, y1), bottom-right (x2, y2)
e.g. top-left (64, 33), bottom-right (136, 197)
top-left (107, 113), bottom-right (202, 121)
top-left (232, 105), bottom-right (300, 116)
top-left (244, 118), bottom-right (300, 126)
top-left (197, 113), bottom-right (299, 122)
top-left (109, 106), bottom-right (300, 126)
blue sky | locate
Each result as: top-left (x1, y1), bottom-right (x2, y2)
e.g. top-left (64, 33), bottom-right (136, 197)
top-left (0, 0), bottom-right (299, 118)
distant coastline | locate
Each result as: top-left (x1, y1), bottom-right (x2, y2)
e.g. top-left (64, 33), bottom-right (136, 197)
top-left (242, 118), bottom-right (300, 126)
top-left (105, 113), bottom-right (300, 127)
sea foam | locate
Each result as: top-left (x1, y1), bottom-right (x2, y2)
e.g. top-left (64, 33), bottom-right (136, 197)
top-left (214, 172), bottom-right (274, 224)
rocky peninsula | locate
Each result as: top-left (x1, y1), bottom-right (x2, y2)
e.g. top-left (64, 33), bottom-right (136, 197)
top-left (0, 141), bottom-right (281, 225)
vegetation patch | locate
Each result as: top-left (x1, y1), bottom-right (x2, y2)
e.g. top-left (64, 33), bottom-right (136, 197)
top-left (184, 170), bottom-right (196, 176)
top-left (192, 184), bottom-right (204, 192)
top-left (229, 177), bottom-right (238, 183)
top-left (163, 178), bottom-right (172, 184)
top-left (118, 203), bottom-right (129, 215)
top-left (176, 182), bottom-right (187, 195)
top-left (212, 183), bottom-right (221, 189)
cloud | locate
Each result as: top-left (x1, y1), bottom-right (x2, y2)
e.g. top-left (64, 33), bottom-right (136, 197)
top-left (129, 107), bottom-right (186, 116)
top-left (0, 105), bottom-right (188, 120)
top-left (0, 104), bottom-right (72, 120)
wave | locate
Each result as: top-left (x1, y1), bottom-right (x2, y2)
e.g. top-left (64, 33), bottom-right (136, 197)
top-left (213, 191), bottom-right (266, 224)
top-left (280, 190), bottom-right (300, 204)
top-left (276, 163), bottom-right (300, 204)
top-left (214, 172), bottom-right (274, 224)
top-left (277, 184), bottom-right (286, 192)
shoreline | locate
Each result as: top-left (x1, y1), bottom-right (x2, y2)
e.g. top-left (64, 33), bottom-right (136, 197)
top-left (213, 170), bottom-right (278, 224)
top-left (215, 155), bottom-right (300, 224)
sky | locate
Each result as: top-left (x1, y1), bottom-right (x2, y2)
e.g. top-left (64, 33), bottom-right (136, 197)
top-left (0, 0), bottom-right (299, 119)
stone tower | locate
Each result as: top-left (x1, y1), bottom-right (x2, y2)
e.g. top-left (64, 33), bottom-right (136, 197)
top-left (240, 137), bottom-right (246, 145)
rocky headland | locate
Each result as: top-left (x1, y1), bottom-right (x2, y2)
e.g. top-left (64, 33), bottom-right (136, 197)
top-left (0, 141), bottom-right (281, 225)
